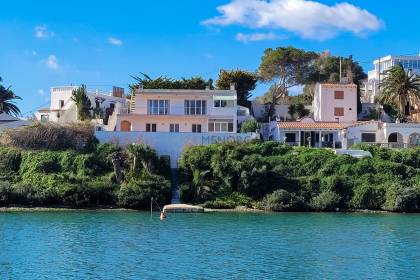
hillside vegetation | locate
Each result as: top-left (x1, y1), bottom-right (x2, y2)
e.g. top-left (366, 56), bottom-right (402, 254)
top-left (0, 124), bottom-right (171, 209)
top-left (179, 142), bottom-right (420, 212)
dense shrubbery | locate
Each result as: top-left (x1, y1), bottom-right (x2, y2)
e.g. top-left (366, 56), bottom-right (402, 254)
top-left (179, 141), bottom-right (420, 212)
top-left (0, 123), bottom-right (97, 151)
top-left (0, 141), bottom-right (171, 209)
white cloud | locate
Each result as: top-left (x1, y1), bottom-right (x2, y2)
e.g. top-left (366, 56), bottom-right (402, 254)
top-left (108, 37), bottom-right (123, 46)
top-left (203, 0), bottom-right (383, 40)
top-left (46, 55), bottom-right (59, 70)
top-left (38, 89), bottom-right (45, 96)
top-left (35, 25), bottom-right (54, 38)
top-left (236, 32), bottom-right (286, 42)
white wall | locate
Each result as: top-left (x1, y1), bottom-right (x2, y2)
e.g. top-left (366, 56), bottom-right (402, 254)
top-left (96, 131), bottom-right (259, 167)
top-left (313, 83), bottom-right (357, 123)
top-left (345, 122), bottom-right (384, 147)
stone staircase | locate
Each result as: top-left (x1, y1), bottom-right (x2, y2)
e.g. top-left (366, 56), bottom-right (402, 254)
top-left (170, 168), bottom-right (181, 204)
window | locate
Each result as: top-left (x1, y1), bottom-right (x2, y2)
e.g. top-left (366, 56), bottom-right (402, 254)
top-left (208, 119), bottom-right (234, 132)
top-left (334, 107), bottom-right (344, 116)
top-left (334, 91), bottom-right (344, 99)
top-left (285, 133), bottom-right (296, 143)
top-left (214, 99), bottom-right (234, 107)
top-left (148, 100), bottom-right (169, 115)
top-left (192, 124), bottom-right (202, 133)
top-left (40, 114), bottom-right (49, 122)
top-left (170, 124), bottom-right (179, 132)
top-left (59, 100), bottom-right (64, 108)
top-left (184, 100), bottom-right (206, 115)
top-left (146, 123), bottom-right (157, 132)
top-left (361, 133), bottom-right (376, 143)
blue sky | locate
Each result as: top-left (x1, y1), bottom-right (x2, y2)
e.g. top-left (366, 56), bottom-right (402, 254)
top-left (1, 0), bottom-right (419, 116)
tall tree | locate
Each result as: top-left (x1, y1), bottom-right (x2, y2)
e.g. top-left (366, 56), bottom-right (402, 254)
top-left (0, 77), bottom-right (22, 117)
top-left (378, 64), bottom-right (420, 117)
top-left (305, 54), bottom-right (366, 112)
top-left (258, 46), bottom-right (318, 119)
top-left (71, 85), bottom-right (92, 121)
top-left (216, 69), bottom-right (258, 108)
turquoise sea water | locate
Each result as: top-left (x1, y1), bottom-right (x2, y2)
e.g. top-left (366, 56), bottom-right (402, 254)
top-left (0, 211), bottom-right (419, 279)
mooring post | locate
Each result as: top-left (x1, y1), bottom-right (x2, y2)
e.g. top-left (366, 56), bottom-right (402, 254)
top-left (150, 197), bottom-right (153, 217)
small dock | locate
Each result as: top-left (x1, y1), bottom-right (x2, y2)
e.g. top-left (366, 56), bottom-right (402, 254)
top-left (163, 204), bottom-right (204, 213)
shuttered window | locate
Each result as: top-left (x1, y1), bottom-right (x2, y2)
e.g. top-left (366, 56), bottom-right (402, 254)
top-left (334, 107), bottom-right (344, 116)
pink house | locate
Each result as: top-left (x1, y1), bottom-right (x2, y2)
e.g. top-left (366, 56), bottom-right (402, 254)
top-left (313, 82), bottom-right (358, 123)
top-left (112, 87), bottom-right (238, 133)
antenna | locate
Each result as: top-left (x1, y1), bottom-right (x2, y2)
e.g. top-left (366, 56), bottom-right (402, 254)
top-left (339, 56), bottom-right (342, 80)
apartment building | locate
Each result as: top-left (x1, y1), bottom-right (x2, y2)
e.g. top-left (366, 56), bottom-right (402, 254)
top-left (360, 54), bottom-right (420, 103)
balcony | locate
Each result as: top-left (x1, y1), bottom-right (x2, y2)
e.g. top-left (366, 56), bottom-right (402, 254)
top-left (129, 105), bottom-right (210, 116)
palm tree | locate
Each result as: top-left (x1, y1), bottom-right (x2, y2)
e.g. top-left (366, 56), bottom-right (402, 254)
top-left (0, 77), bottom-right (22, 117)
top-left (378, 64), bottom-right (420, 116)
top-left (71, 85), bottom-right (91, 121)
top-left (192, 169), bottom-right (210, 202)
top-left (126, 143), bottom-right (158, 174)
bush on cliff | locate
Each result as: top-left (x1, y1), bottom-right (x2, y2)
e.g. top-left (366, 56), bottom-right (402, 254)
top-left (117, 173), bottom-right (171, 209)
top-left (310, 191), bottom-right (341, 211)
top-left (0, 141), bottom-right (171, 209)
top-left (0, 122), bottom-right (97, 151)
top-left (179, 141), bottom-right (420, 212)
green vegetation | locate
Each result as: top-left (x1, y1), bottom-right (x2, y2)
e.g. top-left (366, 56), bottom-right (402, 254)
top-left (0, 76), bottom-right (21, 117)
top-left (0, 125), bottom-right (171, 209)
top-left (240, 119), bottom-right (259, 133)
top-left (216, 69), bottom-right (258, 108)
top-left (179, 141), bottom-right (420, 212)
top-left (71, 85), bottom-right (92, 121)
top-left (129, 73), bottom-right (213, 93)
top-left (288, 103), bottom-right (310, 120)
top-left (258, 49), bottom-right (367, 118)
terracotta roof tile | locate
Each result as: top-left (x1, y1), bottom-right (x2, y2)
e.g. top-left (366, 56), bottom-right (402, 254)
top-left (278, 122), bottom-right (345, 130)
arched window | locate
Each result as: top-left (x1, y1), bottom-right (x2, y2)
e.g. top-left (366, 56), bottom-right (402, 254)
top-left (120, 120), bottom-right (131, 132)
top-left (388, 132), bottom-right (403, 143)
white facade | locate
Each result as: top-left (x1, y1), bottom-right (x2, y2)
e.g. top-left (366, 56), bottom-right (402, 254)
top-left (313, 83), bottom-right (357, 123)
top-left (35, 86), bottom-right (127, 124)
top-left (361, 54), bottom-right (420, 103)
top-left (96, 131), bottom-right (259, 167)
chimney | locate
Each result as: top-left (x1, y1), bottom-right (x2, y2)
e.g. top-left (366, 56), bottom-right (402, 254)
top-left (112, 86), bottom-right (124, 98)
top-left (230, 83), bottom-right (236, 90)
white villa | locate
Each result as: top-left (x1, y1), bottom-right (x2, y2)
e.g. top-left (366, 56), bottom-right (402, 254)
top-left (270, 80), bottom-right (420, 148)
top-left (35, 86), bottom-right (127, 124)
top-left (94, 84), bottom-right (257, 167)
top-left (108, 85), bottom-right (241, 133)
